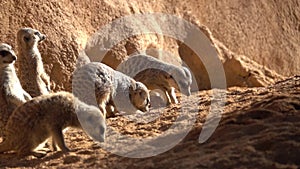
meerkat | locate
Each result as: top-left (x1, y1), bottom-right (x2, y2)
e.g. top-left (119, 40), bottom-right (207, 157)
top-left (72, 62), bottom-right (151, 118)
top-left (0, 91), bottom-right (106, 158)
top-left (0, 43), bottom-right (32, 137)
top-left (117, 54), bottom-right (192, 105)
top-left (16, 27), bottom-right (51, 97)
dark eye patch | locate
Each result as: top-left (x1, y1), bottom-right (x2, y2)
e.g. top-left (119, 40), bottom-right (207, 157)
top-left (34, 31), bottom-right (40, 36)
top-left (24, 36), bottom-right (31, 42)
top-left (0, 50), bottom-right (10, 57)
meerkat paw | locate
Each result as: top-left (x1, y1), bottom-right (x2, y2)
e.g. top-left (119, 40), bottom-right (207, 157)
top-left (61, 146), bottom-right (70, 152)
top-left (172, 98), bottom-right (179, 104)
top-left (36, 147), bottom-right (51, 153)
top-left (32, 151), bottom-right (47, 158)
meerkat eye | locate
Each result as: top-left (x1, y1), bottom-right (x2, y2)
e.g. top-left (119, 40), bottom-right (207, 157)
top-left (0, 51), bottom-right (10, 57)
top-left (146, 98), bottom-right (150, 106)
top-left (24, 36), bottom-right (30, 42)
top-left (165, 74), bottom-right (173, 79)
top-left (34, 31), bottom-right (40, 36)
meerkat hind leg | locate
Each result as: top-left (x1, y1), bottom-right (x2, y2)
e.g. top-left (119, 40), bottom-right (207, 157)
top-left (0, 140), bottom-right (11, 153)
top-left (52, 137), bottom-right (57, 151)
top-left (17, 142), bottom-right (46, 158)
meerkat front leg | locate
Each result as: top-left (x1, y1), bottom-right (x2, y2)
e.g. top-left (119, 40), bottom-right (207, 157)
top-left (164, 91), bottom-right (172, 105)
top-left (41, 73), bottom-right (51, 92)
top-left (99, 103), bottom-right (107, 119)
top-left (51, 137), bottom-right (57, 151)
top-left (167, 87), bottom-right (178, 104)
top-left (51, 127), bottom-right (70, 152)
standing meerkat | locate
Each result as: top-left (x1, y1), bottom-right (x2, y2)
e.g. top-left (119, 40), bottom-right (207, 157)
top-left (117, 54), bottom-right (192, 105)
top-left (0, 43), bottom-right (32, 136)
top-left (16, 27), bottom-right (51, 97)
top-left (0, 91), bottom-right (106, 158)
top-left (72, 62), bottom-right (151, 118)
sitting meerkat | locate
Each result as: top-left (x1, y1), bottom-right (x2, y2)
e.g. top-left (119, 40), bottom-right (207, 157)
top-left (72, 62), bottom-right (151, 118)
top-left (16, 27), bottom-right (51, 97)
top-left (0, 43), bottom-right (32, 137)
top-left (117, 54), bottom-right (192, 105)
top-left (0, 91), bottom-right (106, 158)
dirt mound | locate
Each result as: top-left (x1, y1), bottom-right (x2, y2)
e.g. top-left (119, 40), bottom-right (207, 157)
top-left (0, 76), bottom-right (299, 168)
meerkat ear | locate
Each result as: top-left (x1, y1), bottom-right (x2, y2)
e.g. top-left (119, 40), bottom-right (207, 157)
top-left (129, 80), bottom-right (137, 92)
top-left (183, 67), bottom-right (191, 77)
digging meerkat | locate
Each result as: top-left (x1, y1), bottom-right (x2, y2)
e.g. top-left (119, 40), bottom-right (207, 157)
top-left (0, 43), bottom-right (32, 136)
top-left (0, 91), bottom-right (106, 158)
top-left (72, 62), bottom-right (151, 118)
top-left (117, 54), bottom-right (192, 105)
top-left (16, 27), bottom-right (51, 97)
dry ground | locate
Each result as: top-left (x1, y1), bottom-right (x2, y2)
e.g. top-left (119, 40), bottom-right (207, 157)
top-left (0, 76), bottom-right (299, 168)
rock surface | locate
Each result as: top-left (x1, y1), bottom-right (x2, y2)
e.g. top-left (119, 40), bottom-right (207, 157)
top-left (0, 0), bottom-right (298, 91)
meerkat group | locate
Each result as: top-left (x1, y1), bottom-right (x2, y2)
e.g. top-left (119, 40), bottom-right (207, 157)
top-left (0, 28), bottom-right (107, 157)
top-left (0, 27), bottom-right (192, 158)
top-left (117, 54), bottom-right (192, 105)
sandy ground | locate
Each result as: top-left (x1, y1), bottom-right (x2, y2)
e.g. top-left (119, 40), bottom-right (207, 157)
top-left (0, 76), bottom-right (299, 168)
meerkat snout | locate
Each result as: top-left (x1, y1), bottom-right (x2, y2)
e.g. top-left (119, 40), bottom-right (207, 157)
top-left (0, 44), bottom-right (17, 65)
top-left (37, 32), bottom-right (46, 42)
top-left (129, 81), bottom-right (151, 112)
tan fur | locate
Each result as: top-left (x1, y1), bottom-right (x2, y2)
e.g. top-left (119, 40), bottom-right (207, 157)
top-left (73, 62), bottom-right (150, 118)
top-left (133, 68), bottom-right (180, 104)
top-left (0, 43), bottom-right (32, 137)
top-left (0, 91), bottom-right (106, 158)
top-left (16, 28), bottom-right (51, 97)
top-left (117, 54), bottom-right (192, 105)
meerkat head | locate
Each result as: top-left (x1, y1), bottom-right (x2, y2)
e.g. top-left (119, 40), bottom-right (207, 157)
top-left (168, 67), bottom-right (192, 96)
top-left (17, 28), bottom-right (46, 50)
top-left (129, 81), bottom-right (151, 112)
top-left (0, 43), bottom-right (17, 67)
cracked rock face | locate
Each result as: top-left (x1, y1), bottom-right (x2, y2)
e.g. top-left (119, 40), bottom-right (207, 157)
top-left (0, 0), bottom-right (297, 92)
